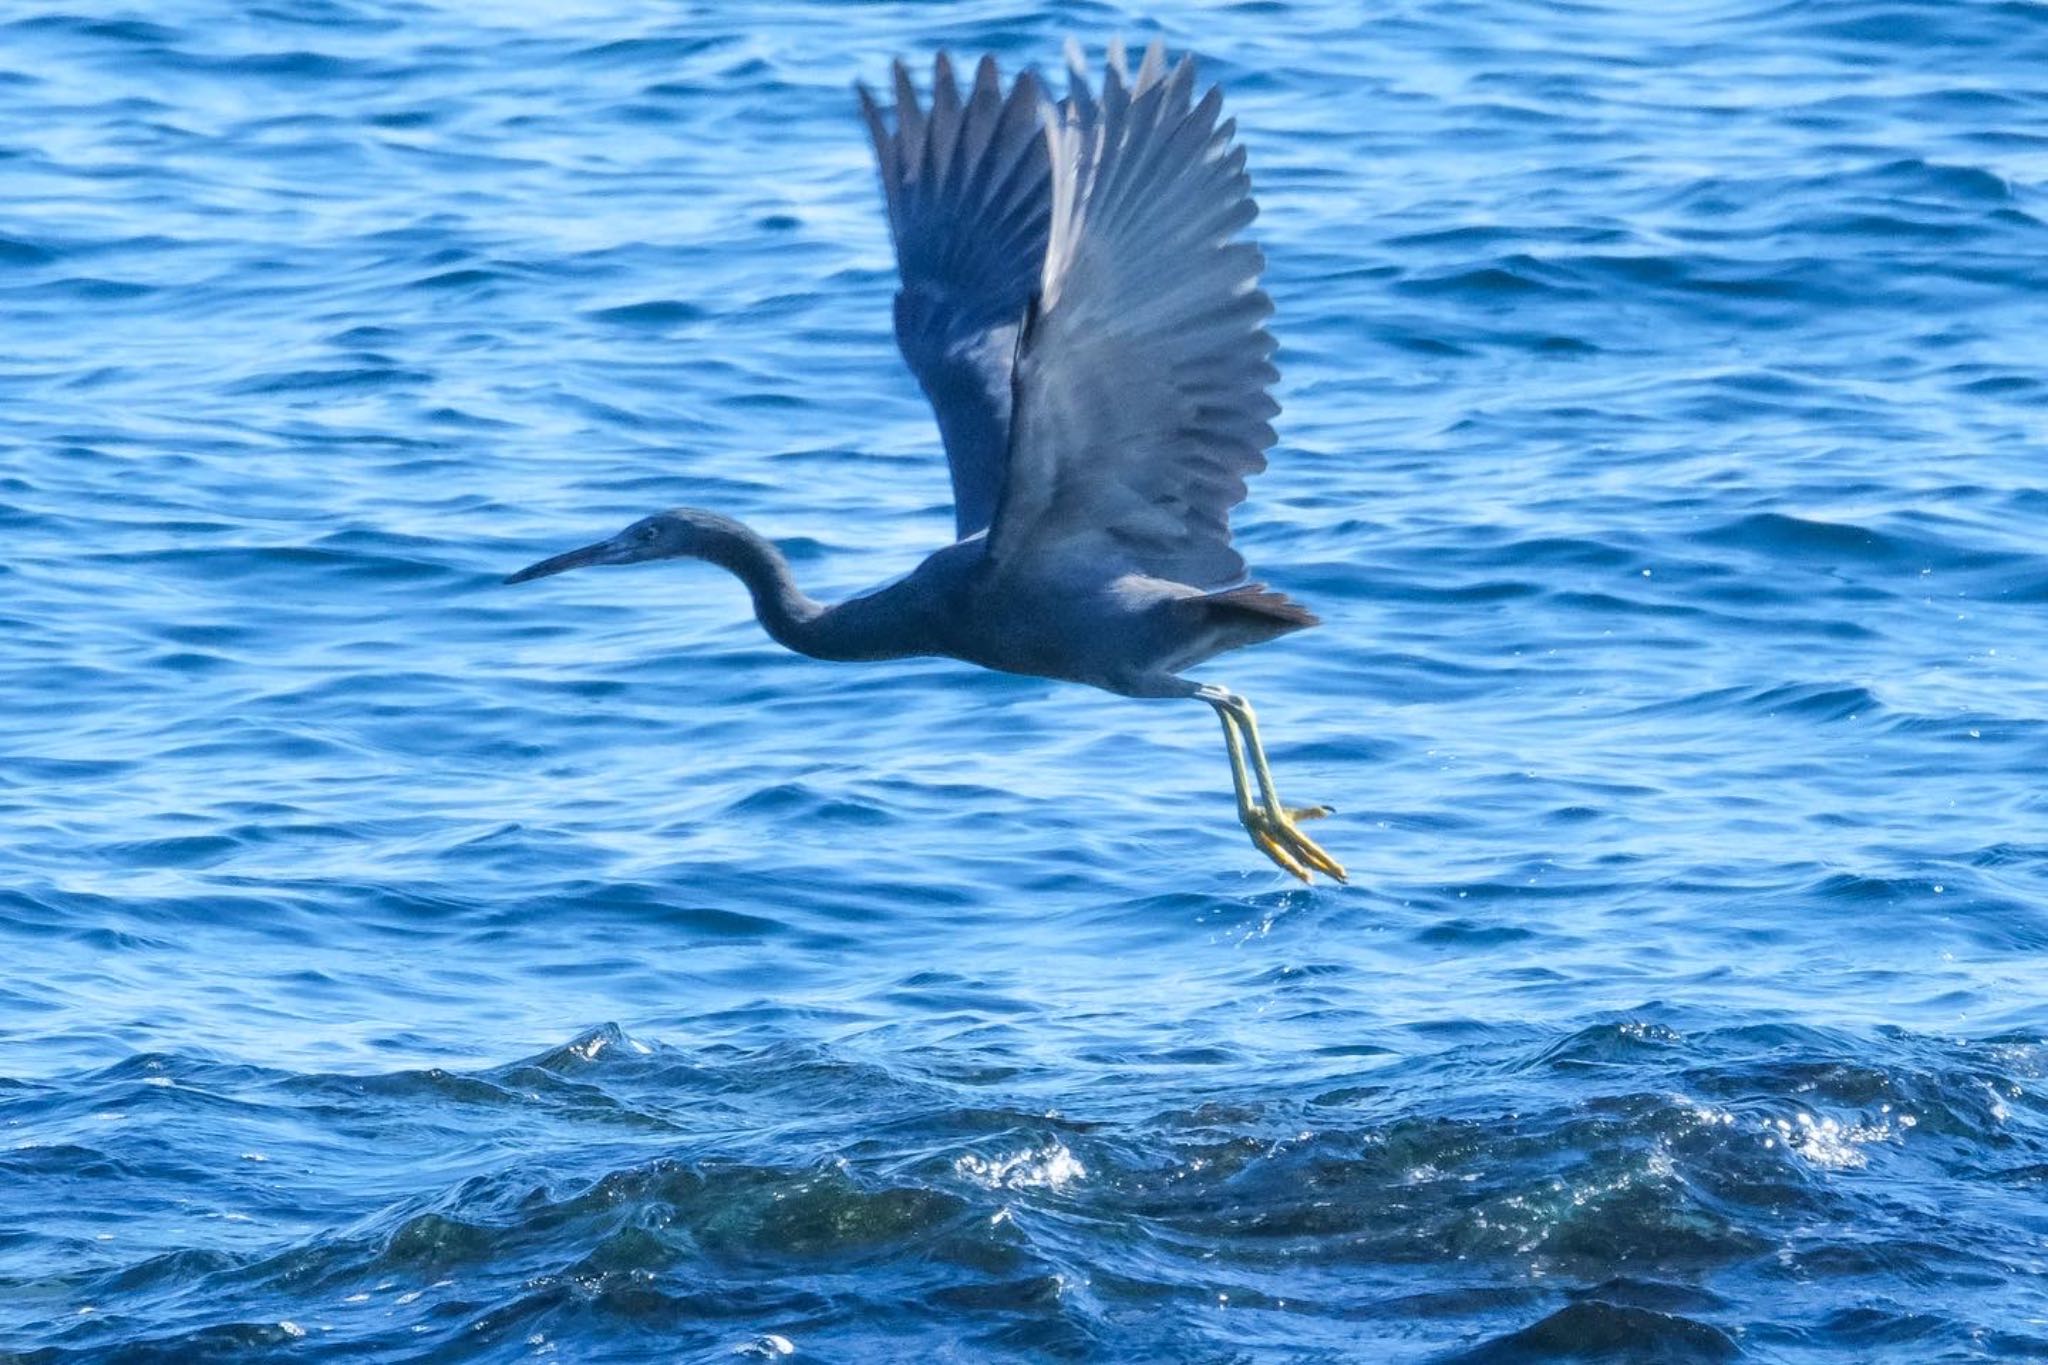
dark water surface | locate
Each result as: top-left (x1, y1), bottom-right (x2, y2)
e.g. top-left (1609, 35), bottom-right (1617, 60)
top-left (4, 1), bottom-right (2047, 1360)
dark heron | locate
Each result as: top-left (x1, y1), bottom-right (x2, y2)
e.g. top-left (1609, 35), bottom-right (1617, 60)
top-left (507, 40), bottom-right (1345, 883)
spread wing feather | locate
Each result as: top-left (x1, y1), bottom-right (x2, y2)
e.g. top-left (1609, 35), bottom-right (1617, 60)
top-left (858, 55), bottom-right (1051, 539)
top-left (989, 42), bottom-right (1278, 588)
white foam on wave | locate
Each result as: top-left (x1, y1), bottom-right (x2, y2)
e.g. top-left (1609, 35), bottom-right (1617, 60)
top-left (954, 1142), bottom-right (1086, 1192)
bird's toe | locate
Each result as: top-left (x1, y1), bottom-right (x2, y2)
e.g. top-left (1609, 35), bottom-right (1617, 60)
top-left (1243, 812), bottom-right (1313, 882)
top-left (1272, 811), bottom-right (1347, 883)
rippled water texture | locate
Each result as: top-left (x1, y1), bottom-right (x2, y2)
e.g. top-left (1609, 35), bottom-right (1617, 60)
top-left (5, 1), bottom-right (2047, 1360)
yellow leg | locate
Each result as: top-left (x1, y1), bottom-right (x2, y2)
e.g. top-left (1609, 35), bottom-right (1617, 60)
top-left (1232, 697), bottom-right (1337, 824)
top-left (1212, 702), bottom-right (1311, 881)
top-left (1202, 689), bottom-right (1347, 884)
top-left (1212, 702), bottom-right (1256, 821)
top-left (1229, 695), bottom-right (1348, 882)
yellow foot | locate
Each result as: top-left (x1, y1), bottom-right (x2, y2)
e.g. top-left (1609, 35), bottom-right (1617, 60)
top-left (1242, 807), bottom-right (1348, 884)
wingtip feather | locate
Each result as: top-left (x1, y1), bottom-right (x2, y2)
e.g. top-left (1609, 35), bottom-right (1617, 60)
top-left (1134, 38), bottom-right (1167, 91)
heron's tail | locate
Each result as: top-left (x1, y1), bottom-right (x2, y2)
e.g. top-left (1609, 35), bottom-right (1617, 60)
top-left (1200, 583), bottom-right (1319, 631)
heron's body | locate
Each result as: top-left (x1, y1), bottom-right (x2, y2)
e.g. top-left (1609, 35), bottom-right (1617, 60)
top-left (659, 517), bottom-right (1306, 694)
top-left (507, 41), bottom-right (1346, 882)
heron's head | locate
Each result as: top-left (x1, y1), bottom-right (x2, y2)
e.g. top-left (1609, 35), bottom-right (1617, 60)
top-left (503, 509), bottom-right (731, 585)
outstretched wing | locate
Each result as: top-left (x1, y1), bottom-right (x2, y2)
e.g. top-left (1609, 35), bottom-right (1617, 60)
top-left (859, 54), bottom-right (1050, 540)
top-left (988, 42), bottom-right (1277, 589)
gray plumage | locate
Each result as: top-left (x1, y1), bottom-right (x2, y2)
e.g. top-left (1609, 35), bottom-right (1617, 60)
top-left (507, 42), bottom-right (1345, 882)
top-left (859, 51), bottom-right (1048, 540)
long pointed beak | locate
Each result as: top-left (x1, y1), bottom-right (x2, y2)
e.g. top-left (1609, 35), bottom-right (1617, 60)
top-left (504, 537), bottom-right (628, 585)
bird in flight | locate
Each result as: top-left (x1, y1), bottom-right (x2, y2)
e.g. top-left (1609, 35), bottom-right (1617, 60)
top-left (507, 40), bottom-right (1345, 883)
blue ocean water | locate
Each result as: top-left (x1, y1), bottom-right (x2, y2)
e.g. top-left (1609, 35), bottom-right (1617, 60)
top-left (3, 0), bottom-right (2046, 1359)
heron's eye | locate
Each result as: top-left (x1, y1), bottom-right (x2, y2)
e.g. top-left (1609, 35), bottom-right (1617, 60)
top-left (638, 525), bottom-right (658, 542)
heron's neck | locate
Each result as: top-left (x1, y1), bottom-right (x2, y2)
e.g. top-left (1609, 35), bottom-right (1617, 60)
top-left (693, 518), bottom-right (832, 656)
top-left (694, 516), bottom-right (931, 664)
